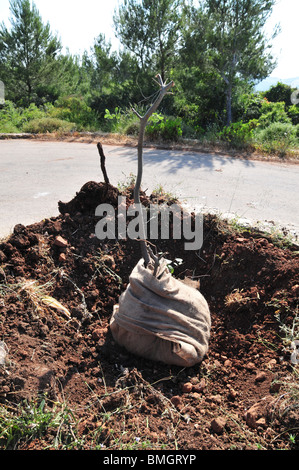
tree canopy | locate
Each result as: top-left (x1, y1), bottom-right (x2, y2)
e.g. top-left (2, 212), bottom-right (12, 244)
top-left (180, 0), bottom-right (278, 124)
top-left (113, 0), bottom-right (183, 81)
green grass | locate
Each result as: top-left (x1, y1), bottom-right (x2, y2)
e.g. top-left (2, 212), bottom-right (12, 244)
top-left (0, 397), bottom-right (81, 450)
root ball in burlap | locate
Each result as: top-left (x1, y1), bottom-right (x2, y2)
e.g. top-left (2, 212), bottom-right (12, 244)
top-left (110, 259), bottom-right (211, 367)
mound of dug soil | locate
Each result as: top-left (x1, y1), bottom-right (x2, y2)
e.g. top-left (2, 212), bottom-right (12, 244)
top-left (0, 180), bottom-right (298, 450)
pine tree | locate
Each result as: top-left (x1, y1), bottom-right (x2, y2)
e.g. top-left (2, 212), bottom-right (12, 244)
top-left (0, 0), bottom-right (61, 106)
top-left (113, 0), bottom-right (183, 81)
top-left (203, 0), bottom-right (278, 125)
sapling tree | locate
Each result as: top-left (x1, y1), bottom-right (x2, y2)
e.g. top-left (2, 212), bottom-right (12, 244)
top-left (132, 74), bottom-right (174, 267)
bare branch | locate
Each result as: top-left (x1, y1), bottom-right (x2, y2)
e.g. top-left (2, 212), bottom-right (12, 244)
top-left (132, 107), bottom-right (142, 119)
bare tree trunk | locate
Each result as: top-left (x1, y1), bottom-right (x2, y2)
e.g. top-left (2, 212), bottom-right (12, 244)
top-left (132, 74), bottom-right (174, 267)
top-left (226, 83), bottom-right (233, 126)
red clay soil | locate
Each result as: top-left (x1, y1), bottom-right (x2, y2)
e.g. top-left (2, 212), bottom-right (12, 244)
top-left (0, 180), bottom-right (298, 450)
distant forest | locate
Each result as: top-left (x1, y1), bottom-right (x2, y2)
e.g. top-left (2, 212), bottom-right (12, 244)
top-left (0, 0), bottom-right (298, 156)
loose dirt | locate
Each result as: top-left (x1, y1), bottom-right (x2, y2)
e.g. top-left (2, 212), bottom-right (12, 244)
top-left (0, 176), bottom-right (298, 450)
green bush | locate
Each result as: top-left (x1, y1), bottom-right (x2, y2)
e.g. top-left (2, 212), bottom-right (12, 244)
top-left (123, 120), bottom-right (139, 136)
top-left (52, 96), bottom-right (99, 130)
top-left (103, 107), bottom-right (132, 134)
top-left (103, 106), bottom-right (140, 135)
top-left (0, 100), bottom-right (23, 131)
top-left (218, 120), bottom-right (258, 146)
top-left (255, 122), bottom-right (298, 156)
top-left (287, 105), bottom-right (299, 126)
top-left (145, 113), bottom-right (183, 141)
top-left (0, 101), bottom-right (56, 132)
top-left (258, 122), bottom-right (297, 141)
top-left (20, 102), bottom-right (50, 122)
top-left (258, 100), bottom-right (291, 128)
top-left (0, 99), bottom-right (93, 134)
top-left (103, 107), bottom-right (184, 141)
top-left (172, 100), bottom-right (204, 137)
top-left (0, 121), bottom-right (20, 133)
top-left (22, 117), bottom-right (76, 133)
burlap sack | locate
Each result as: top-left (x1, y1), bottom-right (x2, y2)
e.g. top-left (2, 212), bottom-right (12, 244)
top-left (110, 258), bottom-right (211, 367)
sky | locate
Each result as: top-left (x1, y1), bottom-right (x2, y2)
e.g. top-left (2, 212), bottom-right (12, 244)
top-left (0, 0), bottom-right (298, 80)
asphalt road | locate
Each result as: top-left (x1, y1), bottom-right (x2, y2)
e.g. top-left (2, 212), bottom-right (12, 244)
top-left (0, 139), bottom-right (298, 241)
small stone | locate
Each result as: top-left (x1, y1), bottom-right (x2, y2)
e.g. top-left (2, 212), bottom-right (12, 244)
top-left (270, 381), bottom-right (281, 393)
top-left (211, 417), bottom-right (226, 434)
top-left (209, 394), bottom-right (222, 404)
top-left (244, 396), bottom-right (273, 429)
top-left (224, 359), bottom-right (232, 368)
top-left (92, 328), bottom-right (102, 341)
top-left (213, 359), bottom-right (221, 368)
top-left (228, 388), bottom-right (238, 399)
top-left (150, 431), bottom-right (158, 442)
top-left (267, 359), bottom-right (277, 369)
top-left (291, 284), bottom-right (299, 294)
top-left (171, 396), bottom-right (182, 408)
top-left (255, 371), bottom-right (267, 383)
top-left (58, 253), bottom-right (66, 262)
top-left (101, 255), bottom-right (116, 269)
top-left (193, 378), bottom-right (206, 393)
top-left (256, 417), bottom-right (266, 427)
top-left (182, 382), bottom-right (193, 393)
top-left (245, 409), bottom-right (257, 428)
top-left (190, 376), bottom-right (199, 385)
top-left (54, 235), bottom-right (68, 248)
top-left (245, 362), bottom-right (256, 371)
